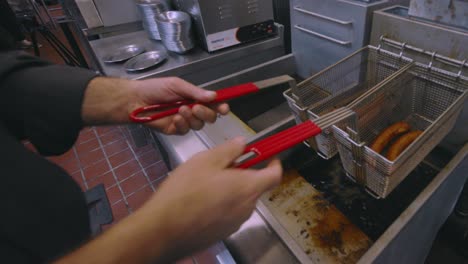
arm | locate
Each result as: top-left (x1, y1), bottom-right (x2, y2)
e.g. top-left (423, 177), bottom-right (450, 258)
top-left (0, 51), bottom-right (97, 155)
top-left (0, 51), bottom-right (228, 154)
top-left (54, 138), bottom-right (282, 264)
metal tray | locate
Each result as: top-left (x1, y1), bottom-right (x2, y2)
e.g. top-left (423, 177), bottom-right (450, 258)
top-left (124, 50), bottom-right (168, 72)
top-left (102, 44), bottom-right (146, 63)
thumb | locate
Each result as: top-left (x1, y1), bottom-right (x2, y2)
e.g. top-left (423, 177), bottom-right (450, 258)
top-left (207, 137), bottom-right (246, 168)
top-left (251, 159), bottom-right (283, 194)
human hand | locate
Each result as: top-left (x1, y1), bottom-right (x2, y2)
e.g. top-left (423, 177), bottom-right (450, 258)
top-left (130, 77), bottom-right (230, 135)
top-left (81, 77), bottom-right (229, 134)
top-left (139, 137), bottom-right (283, 262)
top-left (53, 138), bottom-right (282, 264)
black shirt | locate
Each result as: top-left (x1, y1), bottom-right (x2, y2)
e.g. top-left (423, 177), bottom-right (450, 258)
top-left (0, 52), bottom-right (98, 262)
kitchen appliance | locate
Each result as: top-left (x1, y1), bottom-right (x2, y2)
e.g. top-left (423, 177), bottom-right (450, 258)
top-left (370, 5), bottom-right (468, 154)
top-left (75, 0), bottom-right (140, 28)
top-left (332, 41), bottom-right (468, 198)
top-left (408, 0), bottom-right (468, 30)
top-left (290, 0), bottom-right (409, 79)
top-left (172, 0), bottom-right (276, 52)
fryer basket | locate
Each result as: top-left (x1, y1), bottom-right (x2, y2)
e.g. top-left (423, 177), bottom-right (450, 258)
top-left (284, 46), bottom-right (413, 159)
top-left (332, 64), bottom-right (468, 198)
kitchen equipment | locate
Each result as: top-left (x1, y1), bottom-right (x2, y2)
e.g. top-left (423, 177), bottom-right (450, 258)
top-left (290, 0), bottom-right (409, 79)
top-left (124, 50), bottom-right (168, 72)
top-left (172, 0), bottom-right (276, 52)
top-left (156, 11), bottom-right (195, 53)
top-left (408, 0), bottom-right (468, 29)
top-left (130, 75), bottom-right (297, 122)
top-left (152, 52), bottom-right (468, 263)
top-left (370, 6), bottom-right (468, 154)
top-left (102, 44), bottom-right (146, 63)
top-left (136, 0), bottom-right (171, 40)
top-left (332, 41), bottom-right (468, 198)
top-left (284, 46), bottom-right (413, 159)
top-left (89, 0), bottom-right (140, 27)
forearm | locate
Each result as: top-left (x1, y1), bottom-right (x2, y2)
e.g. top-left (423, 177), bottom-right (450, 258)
top-left (81, 77), bottom-right (137, 126)
top-left (54, 203), bottom-right (173, 264)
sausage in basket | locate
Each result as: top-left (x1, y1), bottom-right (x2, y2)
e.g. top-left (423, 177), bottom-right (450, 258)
top-left (386, 130), bottom-right (423, 161)
top-left (370, 122), bottom-right (411, 154)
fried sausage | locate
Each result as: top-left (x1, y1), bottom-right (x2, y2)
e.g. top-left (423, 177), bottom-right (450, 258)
top-left (370, 122), bottom-right (411, 153)
top-left (386, 130), bottom-right (423, 161)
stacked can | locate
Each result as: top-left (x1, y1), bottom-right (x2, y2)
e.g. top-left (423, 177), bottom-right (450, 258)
top-left (156, 11), bottom-right (195, 53)
top-left (135, 0), bottom-right (171, 40)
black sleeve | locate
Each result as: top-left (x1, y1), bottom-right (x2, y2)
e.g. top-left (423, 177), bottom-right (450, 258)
top-left (0, 51), bottom-right (98, 155)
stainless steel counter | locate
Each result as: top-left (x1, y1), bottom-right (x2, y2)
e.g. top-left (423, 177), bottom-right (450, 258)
top-left (88, 28), bottom-right (285, 84)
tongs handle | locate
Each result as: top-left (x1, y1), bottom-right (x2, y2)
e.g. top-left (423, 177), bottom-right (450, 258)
top-left (237, 120), bottom-right (322, 169)
top-left (130, 83), bottom-right (259, 123)
top-left (129, 75), bottom-right (296, 123)
top-left (237, 107), bottom-right (356, 168)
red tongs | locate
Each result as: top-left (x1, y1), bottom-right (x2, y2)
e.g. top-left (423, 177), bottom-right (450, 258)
top-left (130, 76), bottom-right (354, 168)
top-left (129, 75), bottom-right (296, 123)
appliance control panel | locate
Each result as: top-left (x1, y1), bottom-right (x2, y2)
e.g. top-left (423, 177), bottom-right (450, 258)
top-left (236, 20), bottom-right (277, 42)
top-left (206, 20), bottom-right (277, 52)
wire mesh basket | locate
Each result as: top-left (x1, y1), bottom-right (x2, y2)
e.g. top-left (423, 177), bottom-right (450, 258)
top-left (332, 64), bottom-right (468, 198)
top-left (284, 46), bottom-right (413, 159)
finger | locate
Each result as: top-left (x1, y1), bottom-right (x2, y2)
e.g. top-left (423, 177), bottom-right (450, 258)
top-left (168, 78), bottom-right (216, 102)
top-left (208, 103), bottom-right (230, 115)
top-left (174, 114), bottom-right (190, 135)
top-left (193, 105), bottom-right (217, 123)
top-left (179, 106), bottom-right (204, 130)
top-left (206, 137), bottom-right (246, 168)
top-left (217, 103), bottom-right (230, 115)
top-left (250, 159), bottom-right (283, 194)
top-left (145, 116), bottom-right (173, 133)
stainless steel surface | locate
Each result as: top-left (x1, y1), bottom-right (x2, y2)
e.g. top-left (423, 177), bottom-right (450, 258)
top-left (284, 46), bottom-right (412, 159)
top-left (378, 36), bottom-right (468, 72)
top-left (294, 25), bottom-right (351, 46)
top-left (408, 0), bottom-right (468, 30)
top-left (216, 249), bottom-right (237, 264)
top-left (359, 144), bottom-right (468, 264)
top-left (102, 44), bottom-right (146, 63)
top-left (156, 11), bottom-right (195, 53)
top-left (293, 6), bottom-right (353, 25)
top-left (254, 75), bottom-right (296, 90)
top-left (333, 62), bottom-right (468, 198)
top-left (174, 0), bottom-right (274, 52)
top-left (247, 103), bottom-right (291, 131)
top-left (73, 0), bottom-right (104, 29)
top-left (136, 0), bottom-right (171, 40)
top-left (89, 25), bottom-right (285, 82)
top-left (124, 50), bottom-right (168, 72)
top-left (370, 5), bottom-right (468, 154)
top-left (291, 0), bottom-right (409, 79)
top-left (92, 0), bottom-right (140, 27)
